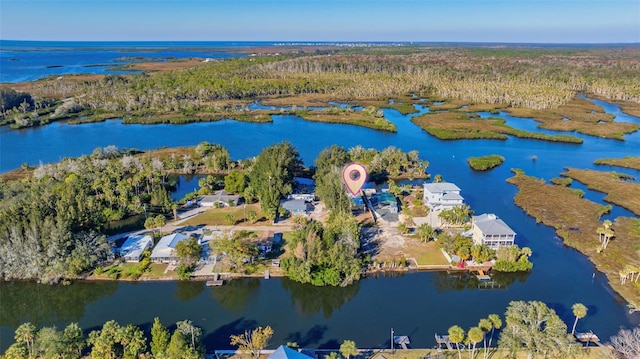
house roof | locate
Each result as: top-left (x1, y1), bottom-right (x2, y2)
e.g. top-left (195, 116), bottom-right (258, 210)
top-left (424, 182), bottom-right (461, 193)
top-left (473, 214), bottom-right (516, 236)
top-left (200, 190), bottom-right (240, 204)
top-left (150, 233), bottom-right (189, 259)
top-left (281, 199), bottom-right (308, 211)
top-left (442, 192), bottom-right (464, 201)
top-left (119, 235), bottom-right (153, 259)
top-left (268, 346), bottom-right (313, 359)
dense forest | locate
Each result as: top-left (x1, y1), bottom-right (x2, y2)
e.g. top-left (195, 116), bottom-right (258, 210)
top-left (2, 46), bottom-right (639, 128)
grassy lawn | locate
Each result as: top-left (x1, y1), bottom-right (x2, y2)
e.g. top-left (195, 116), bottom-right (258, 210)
top-left (180, 203), bottom-right (270, 226)
top-left (410, 240), bottom-right (450, 266)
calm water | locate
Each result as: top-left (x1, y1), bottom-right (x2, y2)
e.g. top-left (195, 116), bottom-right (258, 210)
top-left (0, 41), bottom-right (640, 352)
top-left (0, 40), bottom-right (261, 83)
top-left (1, 88), bottom-right (640, 349)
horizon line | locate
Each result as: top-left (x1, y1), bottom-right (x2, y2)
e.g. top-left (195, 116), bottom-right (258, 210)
top-left (2, 39), bottom-right (640, 46)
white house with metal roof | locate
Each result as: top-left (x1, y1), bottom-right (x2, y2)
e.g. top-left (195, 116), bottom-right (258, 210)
top-left (471, 213), bottom-right (516, 249)
top-left (150, 233), bottom-right (190, 263)
top-left (198, 190), bottom-right (240, 208)
top-left (118, 234), bottom-right (154, 262)
top-left (423, 182), bottom-right (464, 210)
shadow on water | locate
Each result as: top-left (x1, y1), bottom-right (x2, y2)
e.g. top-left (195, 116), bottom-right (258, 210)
top-left (280, 277), bottom-right (361, 318)
top-left (433, 270), bottom-right (531, 293)
top-left (210, 278), bottom-right (262, 312)
top-left (175, 280), bottom-right (206, 302)
top-left (0, 280), bottom-right (118, 327)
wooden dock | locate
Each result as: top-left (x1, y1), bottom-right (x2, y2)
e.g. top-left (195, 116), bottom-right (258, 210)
top-left (434, 334), bottom-right (453, 350)
top-left (575, 332), bottom-right (602, 346)
top-left (393, 335), bottom-right (410, 350)
top-left (476, 270), bottom-right (491, 281)
top-left (205, 273), bottom-right (224, 287)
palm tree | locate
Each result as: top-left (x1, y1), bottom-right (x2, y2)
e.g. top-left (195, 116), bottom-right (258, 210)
top-left (448, 325), bottom-right (465, 359)
top-left (571, 303), bottom-right (588, 335)
top-left (477, 318), bottom-right (492, 359)
top-left (339, 340), bottom-right (357, 359)
top-left (467, 327), bottom-right (484, 359)
top-left (487, 314), bottom-right (502, 350)
top-left (15, 323), bottom-right (36, 358)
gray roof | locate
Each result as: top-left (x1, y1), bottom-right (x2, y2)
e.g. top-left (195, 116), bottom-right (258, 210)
top-left (268, 346), bottom-right (313, 359)
top-left (281, 199), bottom-right (308, 212)
top-left (150, 233), bottom-right (190, 259)
top-left (119, 235), bottom-right (153, 260)
top-left (200, 190), bottom-right (240, 205)
top-left (473, 214), bottom-right (516, 236)
top-left (442, 192), bottom-right (464, 201)
top-left (424, 182), bottom-right (461, 193)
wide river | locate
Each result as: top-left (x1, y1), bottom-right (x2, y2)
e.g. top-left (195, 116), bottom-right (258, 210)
top-left (1, 96), bottom-right (640, 351)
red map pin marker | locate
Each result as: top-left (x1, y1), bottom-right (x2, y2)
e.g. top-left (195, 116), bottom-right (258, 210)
top-left (342, 163), bottom-right (367, 196)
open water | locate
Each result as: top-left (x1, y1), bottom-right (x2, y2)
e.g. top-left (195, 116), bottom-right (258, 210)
top-left (1, 42), bottom-right (640, 352)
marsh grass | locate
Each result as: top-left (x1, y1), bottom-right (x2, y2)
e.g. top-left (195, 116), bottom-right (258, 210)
top-left (562, 168), bottom-right (640, 215)
top-left (507, 170), bottom-right (640, 304)
top-left (594, 156), bottom-right (640, 171)
top-left (411, 112), bottom-right (582, 143)
top-left (467, 154), bottom-right (505, 171)
top-left (508, 97), bottom-right (639, 140)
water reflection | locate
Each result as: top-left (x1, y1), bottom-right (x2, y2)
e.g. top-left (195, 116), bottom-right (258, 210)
top-left (433, 270), bottom-right (530, 292)
top-left (0, 280), bottom-right (117, 327)
top-left (280, 278), bottom-right (360, 318)
top-left (210, 278), bottom-right (261, 312)
top-left (175, 280), bottom-right (205, 302)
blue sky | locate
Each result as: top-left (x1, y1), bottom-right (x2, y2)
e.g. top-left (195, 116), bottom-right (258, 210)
top-left (1, 0), bottom-right (638, 43)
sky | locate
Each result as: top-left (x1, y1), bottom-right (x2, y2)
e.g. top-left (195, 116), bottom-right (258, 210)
top-left (1, 0), bottom-right (639, 43)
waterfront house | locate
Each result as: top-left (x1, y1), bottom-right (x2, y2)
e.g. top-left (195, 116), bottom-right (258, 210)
top-left (118, 235), bottom-right (154, 262)
top-left (423, 182), bottom-right (464, 210)
top-left (471, 213), bottom-right (516, 249)
top-left (150, 233), bottom-right (190, 263)
top-left (198, 190), bottom-right (240, 208)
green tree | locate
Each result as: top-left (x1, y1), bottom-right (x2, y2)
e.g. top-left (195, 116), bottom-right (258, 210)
top-left (416, 223), bottom-right (436, 242)
top-left (61, 322), bottom-right (85, 359)
top-left (3, 343), bottom-right (28, 359)
top-left (14, 322), bottom-right (36, 358)
top-left (487, 314), bottom-right (502, 352)
top-left (249, 142), bottom-right (302, 220)
top-left (116, 324), bottom-right (147, 359)
top-left (174, 236), bottom-right (202, 268)
top-left (224, 170), bottom-right (248, 194)
top-left (246, 209), bottom-right (258, 223)
top-left (467, 327), bottom-right (484, 359)
top-left (88, 320), bottom-right (121, 359)
top-left (571, 303), bottom-right (588, 335)
top-left (210, 231), bottom-right (259, 271)
top-left (225, 213), bottom-right (236, 225)
top-left (448, 325), bottom-right (465, 359)
top-left (314, 145), bottom-right (352, 213)
top-left (151, 317), bottom-right (170, 358)
top-left (498, 301), bottom-right (576, 359)
top-left (176, 320), bottom-right (202, 352)
top-left (166, 330), bottom-right (188, 359)
top-left (230, 326), bottom-right (274, 358)
top-left (35, 326), bottom-right (63, 359)
top-left (339, 340), bottom-right (358, 359)
top-left (477, 318), bottom-right (493, 359)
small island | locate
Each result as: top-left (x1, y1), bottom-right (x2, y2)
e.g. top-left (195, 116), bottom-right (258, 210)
top-left (467, 154), bottom-right (505, 171)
